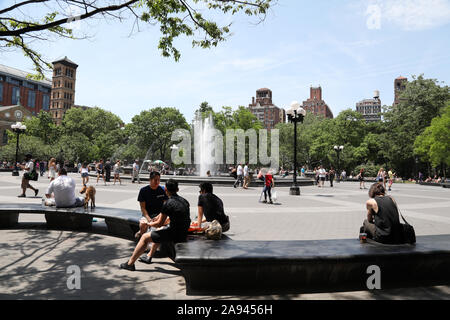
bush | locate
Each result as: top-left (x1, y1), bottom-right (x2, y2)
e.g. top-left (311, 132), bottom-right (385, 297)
top-left (354, 162), bottom-right (380, 177)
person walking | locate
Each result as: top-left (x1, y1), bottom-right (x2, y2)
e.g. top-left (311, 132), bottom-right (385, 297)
top-left (357, 168), bottom-right (366, 189)
top-left (105, 160), bottom-right (112, 183)
top-left (262, 170), bottom-right (274, 204)
top-left (79, 161), bottom-right (90, 186)
top-left (329, 167), bottom-right (336, 187)
top-left (132, 160), bottom-right (141, 184)
top-left (48, 157), bottom-right (57, 182)
top-left (318, 165), bottom-right (326, 188)
top-left (96, 159), bottom-right (106, 186)
top-left (233, 164), bottom-right (243, 188)
top-left (243, 163), bottom-right (250, 189)
top-left (387, 169), bottom-right (395, 191)
top-left (17, 153), bottom-right (39, 198)
top-left (113, 160), bottom-right (122, 185)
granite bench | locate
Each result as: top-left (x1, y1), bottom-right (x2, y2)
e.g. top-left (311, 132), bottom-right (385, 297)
top-left (0, 203), bottom-right (141, 240)
top-left (175, 235), bottom-right (450, 295)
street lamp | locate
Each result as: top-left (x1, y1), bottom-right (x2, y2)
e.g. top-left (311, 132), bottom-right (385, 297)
top-left (333, 145), bottom-right (344, 183)
top-left (10, 122), bottom-right (27, 176)
top-left (287, 101), bottom-right (306, 195)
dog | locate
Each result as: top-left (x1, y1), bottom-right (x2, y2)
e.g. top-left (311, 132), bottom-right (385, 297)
top-left (80, 184), bottom-right (96, 209)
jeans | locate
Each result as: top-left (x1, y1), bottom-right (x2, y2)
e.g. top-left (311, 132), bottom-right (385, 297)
top-left (234, 175), bottom-right (243, 187)
top-left (263, 186), bottom-right (272, 201)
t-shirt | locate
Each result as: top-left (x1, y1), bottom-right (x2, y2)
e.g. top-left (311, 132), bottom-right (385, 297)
top-left (243, 165), bottom-right (249, 177)
top-left (198, 193), bottom-right (229, 226)
top-left (161, 195), bottom-right (191, 231)
top-left (46, 175), bottom-right (77, 207)
top-left (237, 165), bottom-right (243, 176)
top-left (133, 163), bottom-right (139, 171)
top-left (137, 185), bottom-right (168, 219)
top-left (24, 161), bottom-right (34, 176)
top-left (265, 174), bottom-right (273, 187)
top-left (319, 168), bottom-right (326, 178)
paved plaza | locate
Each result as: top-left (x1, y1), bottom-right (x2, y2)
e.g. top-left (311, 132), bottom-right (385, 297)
top-left (0, 172), bottom-right (449, 299)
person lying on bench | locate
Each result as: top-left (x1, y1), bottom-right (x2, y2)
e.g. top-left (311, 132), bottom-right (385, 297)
top-left (361, 182), bottom-right (403, 244)
top-left (45, 167), bottom-right (84, 208)
top-left (120, 179), bottom-right (191, 271)
top-left (193, 182), bottom-right (230, 233)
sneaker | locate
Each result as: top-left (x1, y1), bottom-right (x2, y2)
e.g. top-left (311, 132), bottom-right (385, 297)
top-left (119, 262), bottom-right (135, 271)
top-left (18, 194), bottom-right (26, 198)
top-left (269, 200), bottom-right (273, 204)
top-left (262, 200), bottom-right (267, 203)
top-left (138, 255), bottom-right (152, 264)
top-left (34, 189), bottom-right (39, 197)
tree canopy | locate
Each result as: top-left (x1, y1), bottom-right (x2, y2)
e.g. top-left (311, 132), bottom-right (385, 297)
top-left (0, 0), bottom-right (273, 78)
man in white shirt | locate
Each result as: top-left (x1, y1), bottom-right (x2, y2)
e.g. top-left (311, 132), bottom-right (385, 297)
top-left (318, 165), bottom-right (327, 188)
top-left (243, 163), bottom-right (250, 189)
top-left (132, 160), bottom-right (141, 184)
top-left (233, 164), bottom-right (243, 188)
top-left (45, 167), bottom-right (84, 208)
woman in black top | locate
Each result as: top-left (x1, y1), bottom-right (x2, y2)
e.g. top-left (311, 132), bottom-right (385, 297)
top-left (363, 183), bottom-right (403, 244)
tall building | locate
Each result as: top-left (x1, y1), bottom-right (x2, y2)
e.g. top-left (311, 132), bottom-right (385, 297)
top-left (50, 57), bottom-right (78, 125)
top-left (301, 86), bottom-right (334, 119)
top-left (394, 76), bottom-right (407, 106)
top-left (356, 91), bottom-right (382, 122)
top-left (0, 64), bottom-right (51, 114)
top-left (248, 88), bottom-right (285, 130)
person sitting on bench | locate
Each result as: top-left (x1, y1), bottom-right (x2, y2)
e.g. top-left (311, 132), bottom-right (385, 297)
top-left (45, 167), bottom-right (84, 208)
top-left (194, 182), bottom-right (230, 232)
top-left (361, 182), bottom-right (403, 244)
top-left (120, 179), bottom-right (191, 271)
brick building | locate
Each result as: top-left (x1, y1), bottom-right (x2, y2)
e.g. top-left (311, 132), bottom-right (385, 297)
top-left (301, 86), bottom-right (334, 119)
top-left (356, 91), bottom-right (382, 122)
top-left (394, 76), bottom-right (407, 106)
top-left (0, 56), bottom-right (78, 126)
top-left (50, 57), bottom-right (78, 125)
top-left (248, 88), bottom-right (286, 130)
top-left (0, 64), bottom-right (51, 114)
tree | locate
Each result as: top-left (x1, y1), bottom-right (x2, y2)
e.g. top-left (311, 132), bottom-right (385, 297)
top-left (127, 107), bottom-right (190, 161)
top-left (383, 75), bottom-right (450, 177)
top-left (22, 110), bottom-right (60, 144)
top-left (414, 103), bottom-right (450, 174)
top-left (0, 0), bottom-right (273, 78)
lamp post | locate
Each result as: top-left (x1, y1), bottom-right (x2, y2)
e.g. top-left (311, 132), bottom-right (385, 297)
top-left (333, 145), bottom-right (344, 183)
top-left (10, 122), bottom-right (27, 176)
top-left (287, 101), bottom-right (306, 196)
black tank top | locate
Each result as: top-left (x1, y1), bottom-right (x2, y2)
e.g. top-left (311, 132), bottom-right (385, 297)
top-left (374, 196), bottom-right (403, 244)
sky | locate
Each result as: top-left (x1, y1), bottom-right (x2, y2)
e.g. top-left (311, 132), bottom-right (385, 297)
top-left (1, 0), bottom-right (450, 124)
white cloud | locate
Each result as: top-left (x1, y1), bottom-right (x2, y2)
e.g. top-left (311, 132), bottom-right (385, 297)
top-left (370, 0), bottom-right (450, 30)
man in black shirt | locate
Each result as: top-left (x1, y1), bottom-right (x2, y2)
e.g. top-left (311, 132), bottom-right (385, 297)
top-left (120, 179), bottom-right (191, 271)
top-left (196, 182), bottom-right (230, 232)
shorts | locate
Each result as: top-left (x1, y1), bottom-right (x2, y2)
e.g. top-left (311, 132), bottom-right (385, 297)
top-left (320, 177), bottom-right (325, 181)
top-left (151, 226), bottom-right (188, 244)
top-left (81, 173), bottom-right (88, 178)
top-left (97, 170), bottom-right (104, 175)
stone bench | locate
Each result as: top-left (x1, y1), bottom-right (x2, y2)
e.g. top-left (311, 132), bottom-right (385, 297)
top-left (0, 203), bottom-right (141, 240)
top-left (174, 235), bottom-right (450, 295)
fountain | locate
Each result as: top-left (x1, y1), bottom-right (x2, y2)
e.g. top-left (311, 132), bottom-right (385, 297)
top-left (194, 113), bottom-right (218, 177)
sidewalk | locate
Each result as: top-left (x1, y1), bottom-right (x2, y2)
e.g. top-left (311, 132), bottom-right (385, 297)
top-left (1, 173), bottom-right (449, 299)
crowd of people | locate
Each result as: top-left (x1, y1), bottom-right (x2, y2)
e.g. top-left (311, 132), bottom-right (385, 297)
top-left (9, 152), bottom-right (425, 271)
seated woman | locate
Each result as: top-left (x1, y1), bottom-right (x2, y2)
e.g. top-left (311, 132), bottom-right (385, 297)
top-left (361, 182), bottom-right (404, 244)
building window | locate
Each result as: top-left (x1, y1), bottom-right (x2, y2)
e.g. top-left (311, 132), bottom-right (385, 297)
top-left (28, 91), bottom-right (36, 108)
top-left (43, 94), bottom-right (50, 111)
top-left (0, 82), bottom-right (3, 102)
top-left (55, 68), bottom-right (61, 76)
top-left (12, 86), bottom-right (20, 105)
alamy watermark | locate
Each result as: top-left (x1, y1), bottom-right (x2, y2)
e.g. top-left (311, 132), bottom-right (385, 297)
top-left (366, 265), bottom-right (381, 290)
top-left (66, 265), bottom-right (81, 290)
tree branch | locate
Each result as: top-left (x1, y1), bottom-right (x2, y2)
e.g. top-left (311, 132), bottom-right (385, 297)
top-left (0, 0), bottom-right (139, 37)
top-left (0, 0), bottom-right (50, 15)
